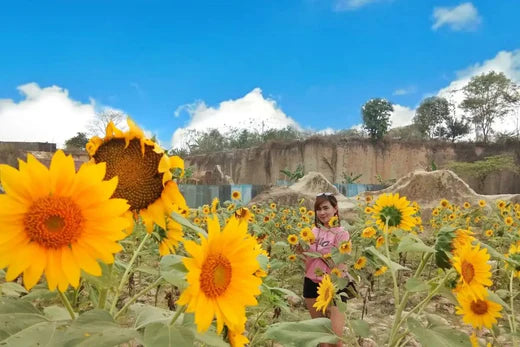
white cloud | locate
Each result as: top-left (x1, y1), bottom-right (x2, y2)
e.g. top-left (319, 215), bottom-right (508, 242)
top-left (393, 86), bottom-right (416, 96)
top-left (171, 88), bottom-right (300, 149)
top-left (334, 0), bottom-right (381, 11)
top-left (0, 83), bottom-right (102, 148)
top-left (432, 2), bottom-right (481, 31)
top-left (389, 49), bottom-right (520, 137)
top-left (390, 104), bottom-right (416, 127)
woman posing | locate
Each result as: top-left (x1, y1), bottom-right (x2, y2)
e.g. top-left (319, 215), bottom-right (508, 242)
top-left (303, 193), bottom-right (350, 347)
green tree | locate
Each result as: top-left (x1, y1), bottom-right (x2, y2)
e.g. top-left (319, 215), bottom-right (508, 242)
top-left (361, 98), bottom-right (393, 140)
top-left (434, 115), bottom-right (471, 142)
top-left (413, 97), bottom-right (450, 138)
top-left (460, 71), bottom-right (520, 143)
top-left (65, 132), bottom-right (88, 150)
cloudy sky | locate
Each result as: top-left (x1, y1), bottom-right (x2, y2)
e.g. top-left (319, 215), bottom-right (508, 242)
top-left (1, 1), bottom-right (519, 148)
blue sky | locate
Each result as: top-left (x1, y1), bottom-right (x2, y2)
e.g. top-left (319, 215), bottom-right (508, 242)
top-left (1, 0), bottom-right (519, 148)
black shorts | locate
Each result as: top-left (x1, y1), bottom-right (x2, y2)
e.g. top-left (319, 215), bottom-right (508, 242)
top-left (303, 277), bottom-right (351, 302)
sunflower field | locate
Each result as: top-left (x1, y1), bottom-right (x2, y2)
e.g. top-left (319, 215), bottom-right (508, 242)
top-left (0, 119), bottom-right (519, 347)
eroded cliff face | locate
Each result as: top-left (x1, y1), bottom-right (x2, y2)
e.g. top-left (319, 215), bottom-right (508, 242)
top-left (184, 138), bottom-right (520, 194)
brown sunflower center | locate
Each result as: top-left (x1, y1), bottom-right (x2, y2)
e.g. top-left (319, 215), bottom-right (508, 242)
top-left (200, 254), bottom-right (232, 298)
top-left (93, 138), bottom-right (164, 211)
top-left (24, 196), bottom-right (84, 248)
top-left (461, 260), bottom-right (475, 284)
top-left (470, 300), bottom-right (488, 315)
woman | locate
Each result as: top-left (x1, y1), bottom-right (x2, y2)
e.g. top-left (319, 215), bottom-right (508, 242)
top-left (303, 193), bottom-right (350, 347)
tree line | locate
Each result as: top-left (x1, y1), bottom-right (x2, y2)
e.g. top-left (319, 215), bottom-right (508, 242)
top-left (362, 71), bottom-right (520, 143)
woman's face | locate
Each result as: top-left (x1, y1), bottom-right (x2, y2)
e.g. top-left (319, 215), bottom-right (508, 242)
top-left (316, 200), bottom-right (337, 226)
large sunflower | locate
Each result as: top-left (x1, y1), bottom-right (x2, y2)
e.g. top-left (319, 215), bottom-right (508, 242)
top-left (0, 151), bottom-right (130, 291)
top-left (177, 214), bottom-right (262, 333)
top-left (313, 274), bottom-right (336, 314)
top-left (157, 217), bottom-right (184, 256)
top-left (371, 193), bottom-right (417, 232)
top-left (452, 244), bottom-right (492, 300)
top-left (86, 118), bottom-right (187, 232)
top-left (455, 292), bottom-right (502, 329)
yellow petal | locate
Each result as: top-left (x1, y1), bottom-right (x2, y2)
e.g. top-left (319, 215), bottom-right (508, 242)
top-left (61, 247), bottom-right (80, 288)
top-left (49, 150), bottom-right (76, 196)
top-left (71, 244), bottom-right (101, 276)
top-left (0, 164), bottom-right (32, 204)
top-left (5, 241), bottom-right (33, 281)
top-left (23, 245), bottom-right (47, 290)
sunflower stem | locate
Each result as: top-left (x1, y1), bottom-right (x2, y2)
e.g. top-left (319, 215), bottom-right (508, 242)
top-left (169, 305), bottom-right (186, 326)
top-left (58, 291), bottom-right (76, 320)
top-left (97, 263), bottom-right (113, 310)
top-left (114, 276), bottom-right (163, 320)
top-left (110, 232), bottom-right (151, 315)
top-left (388, 253), bottom-right (433, 345)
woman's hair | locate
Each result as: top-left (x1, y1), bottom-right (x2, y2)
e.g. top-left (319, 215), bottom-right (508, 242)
top-left (314, 193), bottom-right (339, 226)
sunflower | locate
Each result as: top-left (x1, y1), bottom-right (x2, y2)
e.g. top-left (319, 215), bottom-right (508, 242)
top-left (328, 216), bottom-right (339, 227)
top-left (452, 229), bottom-right (475, 255)
top-left (287, 234), bottom-right (298, 245)
top-left (202, 206), bottom-right (210, 215)
top-left (339, 241), bottom-right (352, 254)
top-left (455, 292), bottom-right (502, 329)
top-left (440, 199), bottom-right (450, 208)
top-left (269, 202), bottom-right (277, 210)
top-left (211, 198), bottom-right (219, 213)
top-left (227, 327), bottom-right (249, 347)
top-left (432, 208), bottom-right (440, 216)
top-left (87, 119), bottom-right (186, 232)
top-left (362, 227), bottom-right (376, 238)
top-left (354, 256), bottom-right (367, 270)
top-left (287, 254), bottom-right (297, 262)
top-left (375, 236), bottom-right (385, 248)
top-left (157, 217), bottom-right (184, 256)
top-left (452, 244), bottom-right (493, 300)
top-left (365, 195), bottom-right (373, 203)
top-left (177, 214), bottom-right (262, 333)
top-left (299, 206), bottom-right (307, 214)
top-left (313, 275), bottom-right (336, 314)
top-left (263, 216), bottom-right (270, 223)
top-left (0, 151), bottom-right (130, 291)
top-left (374, 266), bottom-right (388, 276)
top-left (300, 227), bottom-right (312, 240)
top-left (484, 229), bottom-right (493, 237)
top-left (371, 193), bottom-right (417, 232)
top-left (193, 217), bottom-right (202, 225)
top-left (307, 210), bottom-right (315, 217)
top-left (231, 190), bottom-right (241, 201)
top-left (478, 200), bottom-right (486, 208)
top-left (463, 202), bottom-right (471, 209)
top-left (504, 216), bottom-right (513, 226)
top-left (234, 207), bottom-right (252, 222)
top-left (364, 207), bottom-right (373, 214)
top-left (227, 203), bottom-right (236, 212)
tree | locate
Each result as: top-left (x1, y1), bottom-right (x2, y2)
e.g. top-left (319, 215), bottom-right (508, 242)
top-left (87, 110), bottom-right (127, 137)
top-left (413, 97), bottom-right (450, 138)
top-left (361, 98), bottom-right (393, 140)
top-left (65, 132), bottom-right (88, 150)
top-left (434, 115), bottom-right (471, 142)
top-left (460, 71), bottom-right (520, 143)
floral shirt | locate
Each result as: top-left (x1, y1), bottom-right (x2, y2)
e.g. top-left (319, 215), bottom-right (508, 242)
top-left (304, 226), bottom-right (350, 283)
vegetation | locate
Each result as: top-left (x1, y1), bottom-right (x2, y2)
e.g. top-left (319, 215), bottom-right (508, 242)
top-left (64, 132), bottom-right (88, 151)
top-left (280, 164), bottom-right (304, 182)
top-left (413, 96), bottom-right (450, 139)
top-left (461, 71), bottom-right (520, 143)
top-left (361, 98), bottom-right (393, 141)
top-left (447, 154), bottom-right (519, 179)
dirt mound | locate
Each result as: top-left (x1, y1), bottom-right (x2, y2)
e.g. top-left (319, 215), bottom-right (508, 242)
top-left (250, 172), bottom-right (357, 221)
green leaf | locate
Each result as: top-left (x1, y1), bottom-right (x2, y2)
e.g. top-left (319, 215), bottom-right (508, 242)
top-left (52, 310), bottom-right (138, 347)
top-left (0, 282), bottom-right (28, 297)
top-left (407, 317), bottom-right (471, 347)
top-left (131, 304), bottom-right (174, 329)
top-left (20, 288), bottom-right (57, 302)
top-left (351, 319), bottom-right (371, 338)
top-left (302, 252), bottom-right (322, 259)
top-left (134, 266), bottom-right (160, 276)
top-left (365, 246), bottom-right (410, 275)
top-left (160, 254), bottom-right (188, 290)
top-left (43, 306), bottom-right (71, 321)
top-left (263, 318), bottom-right (338, 347)
top-left (405, 278), bottom-right (430, 292)
top-left (397, 235), bottom-right (435, 253)
top-left (257, 254), bottom-right (269, 270)
top-left (143, 321), bottom-right (228, 347)
top-left (480, 242), bottom-right (520, 267)
top-left (170, 211), bottom-right (208, 237)
top-left (0, 321), bottom-right (60, 346)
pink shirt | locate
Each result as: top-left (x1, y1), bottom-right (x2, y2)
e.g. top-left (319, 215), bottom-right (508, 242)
top-left (304, 226), bottom-right (350, 283)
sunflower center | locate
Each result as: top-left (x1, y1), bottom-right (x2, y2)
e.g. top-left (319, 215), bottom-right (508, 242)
top-left (461, 260), bottom-right (475, 284)
top-left (470, 300), bottom-right (488, 315)
top-left (379, 206), bottom-right (402, 227)
top-left (24, 196), bottom-right (84, 248)
top-left (200, 254), bottom-right (232, 298)
top-left (93, 138), bottom-right (164, 211)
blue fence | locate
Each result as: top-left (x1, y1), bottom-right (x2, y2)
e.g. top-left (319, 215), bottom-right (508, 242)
top-left (179, 183), bottom-right (386, 208)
